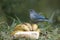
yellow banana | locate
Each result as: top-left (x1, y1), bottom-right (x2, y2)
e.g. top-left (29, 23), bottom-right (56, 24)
top-left (24, 23), bottom-right (32, 31)
top-left (36, 29), bottom-right (41, 33)
top-left (32, 24), bottom-right (38, 31)
top-left (21, 24), bottom-right (30, 31)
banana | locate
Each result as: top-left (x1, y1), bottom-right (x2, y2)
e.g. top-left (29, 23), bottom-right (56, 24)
top-left (14, 24), bottom-right (23, 31)
top-left (21, 24), bottom-right (30, 31)
top-left (11, 23), bottom-right (41, 39)
top-left (36, 29), bottom-right (41, 33)
top-left (32, 24), bottom-right (38, 31)
top-left (24, 23), bottom-right (32, 31)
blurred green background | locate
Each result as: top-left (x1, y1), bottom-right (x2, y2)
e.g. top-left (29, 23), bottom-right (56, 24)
top-left (0, 0), bottom-right (60, 24)
top-left (0, 0), bottom-right (60, 40)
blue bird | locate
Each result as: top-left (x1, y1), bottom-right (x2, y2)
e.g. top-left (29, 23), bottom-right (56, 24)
top-left (29, 9), bottom-right (48, 22)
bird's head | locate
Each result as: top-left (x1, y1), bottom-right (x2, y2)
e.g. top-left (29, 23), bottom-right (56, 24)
top-left (29, 9), bottom-right (36, 14)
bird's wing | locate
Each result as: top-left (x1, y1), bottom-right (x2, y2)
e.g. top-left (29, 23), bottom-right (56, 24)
top-left (34, 13), bottom-right (45, 19)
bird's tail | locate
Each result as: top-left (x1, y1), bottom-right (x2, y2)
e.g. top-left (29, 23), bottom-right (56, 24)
top-left (43, 18), bottom-right (49, 22)
top-left (48, 12), bottom-right (55, 23)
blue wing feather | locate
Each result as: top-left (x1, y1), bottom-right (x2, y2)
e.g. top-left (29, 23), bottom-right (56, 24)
top-left (34, 13), bottom-right (45, 19)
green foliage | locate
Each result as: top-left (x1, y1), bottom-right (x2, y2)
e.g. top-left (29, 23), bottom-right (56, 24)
top-left (0, 0), bottom-right (60, 23)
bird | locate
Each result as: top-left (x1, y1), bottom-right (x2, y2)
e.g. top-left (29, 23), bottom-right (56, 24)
top-left (29, 9), bottom-right (48, 22)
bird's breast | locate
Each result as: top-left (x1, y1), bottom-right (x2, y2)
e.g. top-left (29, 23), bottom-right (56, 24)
top-left (30, 14), bottom-right (36, 20)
